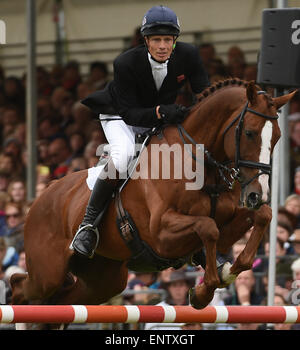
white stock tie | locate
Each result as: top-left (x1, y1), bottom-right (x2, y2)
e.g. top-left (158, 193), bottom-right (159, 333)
top-left (148, 53), bottom-right (168, 91)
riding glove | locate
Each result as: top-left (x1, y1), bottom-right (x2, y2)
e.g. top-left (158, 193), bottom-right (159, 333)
top-left (159, 104), bottom-right (189, 124)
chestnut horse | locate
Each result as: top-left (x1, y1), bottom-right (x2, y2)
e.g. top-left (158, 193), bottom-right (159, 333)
top-left (11, 80), bottom-right (294, 328)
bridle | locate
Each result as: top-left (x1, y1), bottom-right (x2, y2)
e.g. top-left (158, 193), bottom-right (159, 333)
top-left (178, 91), bottom-right (279, 190)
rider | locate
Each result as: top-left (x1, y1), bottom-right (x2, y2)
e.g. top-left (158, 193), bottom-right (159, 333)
top-left (71, 5), bottom-right (210, 258)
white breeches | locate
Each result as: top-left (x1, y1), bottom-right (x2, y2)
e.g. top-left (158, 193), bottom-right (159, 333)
top-left (100, 115), bottom-right (136, 173)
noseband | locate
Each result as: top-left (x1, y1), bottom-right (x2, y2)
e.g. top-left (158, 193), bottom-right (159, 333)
top-left (178, 91), bottom-right (279, 190)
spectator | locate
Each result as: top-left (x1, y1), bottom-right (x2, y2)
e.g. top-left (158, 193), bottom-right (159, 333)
top-left (83, 140), bottom-right (99, 165)
top-left (3, 137), bottom-right (23, 160)
top-left (66, 101), bottom-right (94, 138)
top-left (278, 206), bottom-right (297, 230)
top-left (48, 137), bottom-right (73, 179)
top-left (0, 191), bottom-right (9, 236)
top-left (90, 128), bottom-right (106, 146)
top-left (67, 157), bottom-right (88, 174)
top-left (0, 153), bottom-right (18, 177)
top-left (77, 82), bottom-right (94, 100)
top-left (87, 155), bottom-right (99, 168)
top-left (49, 64), bottom-right (64, 89)
top-left (13, 122), bottom-right (26, 148)
top-left (223, 269), bottom-right (263, 306)
top-left (144, 270), bottom-right (194, 330)
top-left (290, 120), bottom-right (300, 176)
top-left (181, 322), bottom-right (203, 330)
top-left (36, 66), bottom-right (53, 97)
top-left (289, 91), bottom-right (300, 115)
top-left (50, 87), bottom-right (72, 113)
top-left (37, 96), bottom-right (55, 120)
top-left (17, 248), bottom-right (26, 272)
top-left (126, 272), bottom-right (158, 305)
top-left (61, 61), bottom-right (81, 97)
top-left (126, 26), bottom-right (144, 51)
top-left (38, 116), bottom-right (64, 142)
top-left (3, 76), bottom-right (25, 113)
top-left (243, 64), bottom-right (258, 82)
top-left (289, 229), bottom-right (300, 254)
top-left (293, 166), bottom-right (300, 196)
top-left (2, 202), bottom-right (24, 250)
top-left (236, 323), bottom-right (259, 330)
top-left (7, 179), bottom-right (27, 207)
top-left (276, 221), bottom-right (294, 254)
top-left (87, 61), bottom-right (109, 90)
top-left (199, 43), bottom-right (216, 72)
top-left (58, 94), bottom-right (75, 132)
top-left (1, 106), bottom-right (23, 139)
top-left (226, 46), bottom-right (246, 79)
top-left (264, 239), bottom-right (293, 289)
top-left (36, 165), bottom-right (51, 185)
top-left (291, 257), bottom-right (300, 281)
top-left (0, 237), bottom-right (6, 279)
top-left (0, 170), bottom-right (10, 192)
top-left (35, 181), bottom-right (48, 198)
top-left (285, 194), bottom-right (300, 227)
top-left (69, 132), bottom-right (86, 158)
top-left (37, 139), bottom-right (51, 167)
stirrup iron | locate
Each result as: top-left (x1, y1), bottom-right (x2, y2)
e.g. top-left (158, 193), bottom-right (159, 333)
top-left (69, 224), bottom-right (100, 258)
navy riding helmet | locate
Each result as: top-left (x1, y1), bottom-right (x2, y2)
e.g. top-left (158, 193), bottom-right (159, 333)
top-left (140, 5), bottom-right (180, 37)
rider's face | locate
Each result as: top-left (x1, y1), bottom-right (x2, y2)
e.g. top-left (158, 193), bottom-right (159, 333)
top-left (145, 35), bottom-right (175, 62)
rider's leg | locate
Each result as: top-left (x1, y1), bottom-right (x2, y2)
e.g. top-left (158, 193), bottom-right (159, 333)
top-left (70, 117), bottom-right (136, 258)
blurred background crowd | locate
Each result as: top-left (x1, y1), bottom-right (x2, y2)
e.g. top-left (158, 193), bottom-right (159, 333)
top-left (1, 32), bottom-right (300, 330)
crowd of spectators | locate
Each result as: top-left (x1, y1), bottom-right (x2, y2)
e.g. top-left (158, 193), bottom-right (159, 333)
top-left (0, 35), bottom-right (300, 331)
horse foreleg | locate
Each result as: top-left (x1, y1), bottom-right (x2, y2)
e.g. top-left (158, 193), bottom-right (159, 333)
top-left (217, 207), bottom-right (254, 255)
top-left (230, 204), bottom-right (272, 276)
top-left (159, 210), bottom-right (220, 309)
top-left (188, 217), bottom-right (221, 309)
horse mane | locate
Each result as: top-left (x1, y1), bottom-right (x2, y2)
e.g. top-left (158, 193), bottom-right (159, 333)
top-left (195, 78), bottom-right (274, 107)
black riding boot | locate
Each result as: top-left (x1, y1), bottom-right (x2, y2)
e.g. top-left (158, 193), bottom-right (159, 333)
top-left (70, 173), bottom-right (119, 258)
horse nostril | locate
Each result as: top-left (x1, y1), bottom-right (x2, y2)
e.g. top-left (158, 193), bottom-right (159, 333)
top-left (246, 192), bottom-right (262, 209)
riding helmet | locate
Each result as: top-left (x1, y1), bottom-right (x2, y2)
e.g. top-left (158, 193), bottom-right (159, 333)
top-left (140, 5), bottom-right (180, 37)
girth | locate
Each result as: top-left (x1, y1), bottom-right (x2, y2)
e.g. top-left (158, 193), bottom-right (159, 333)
top-left (114, 191), bottom-right (187, 272)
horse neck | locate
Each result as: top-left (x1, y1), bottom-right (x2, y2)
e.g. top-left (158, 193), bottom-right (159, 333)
top-left (181, 87), bottom-right (246, 160)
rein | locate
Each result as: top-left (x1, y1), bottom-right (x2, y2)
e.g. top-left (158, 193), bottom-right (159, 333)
top-left (177, 91), bottom-right (279, 191)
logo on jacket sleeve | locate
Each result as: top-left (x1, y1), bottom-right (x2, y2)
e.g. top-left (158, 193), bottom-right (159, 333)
top-left (177, 74), bottom-right (185, 83)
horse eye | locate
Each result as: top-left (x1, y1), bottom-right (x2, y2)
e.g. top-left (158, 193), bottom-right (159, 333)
top-left (245, 130), bottom-right (255, 138)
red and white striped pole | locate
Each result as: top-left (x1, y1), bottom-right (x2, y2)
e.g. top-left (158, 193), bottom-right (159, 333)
top-left (1, 305), bottom-right (300, 324)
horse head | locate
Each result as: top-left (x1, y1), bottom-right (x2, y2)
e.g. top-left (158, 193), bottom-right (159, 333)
top-left (222, 81), bottom-right (296, 209)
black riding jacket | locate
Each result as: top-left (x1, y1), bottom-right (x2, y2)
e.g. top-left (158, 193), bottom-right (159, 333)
top-left (82, 42), bottom-right (209, 128)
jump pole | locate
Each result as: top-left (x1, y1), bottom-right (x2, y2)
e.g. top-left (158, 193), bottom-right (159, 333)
top-left (1, 305), bottom-right (300, 324)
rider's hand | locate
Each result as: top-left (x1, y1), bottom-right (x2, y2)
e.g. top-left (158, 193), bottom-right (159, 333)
top-left (158, 104), bottom-right (189, 124)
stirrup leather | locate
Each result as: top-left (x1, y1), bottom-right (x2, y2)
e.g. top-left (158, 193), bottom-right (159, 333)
top-left (69, 224), bottom-right (100, 258)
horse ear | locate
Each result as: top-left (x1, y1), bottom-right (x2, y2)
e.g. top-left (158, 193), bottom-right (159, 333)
top-left (273, 90), bottom-right (298, 110)
top-left (246, 81), bottom-right (258, 105)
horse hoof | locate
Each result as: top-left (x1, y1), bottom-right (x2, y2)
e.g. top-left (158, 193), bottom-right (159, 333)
top-left (188, 287), bottom-right (207, 310)
top-left (217, 261), bottom-right (237, 287)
